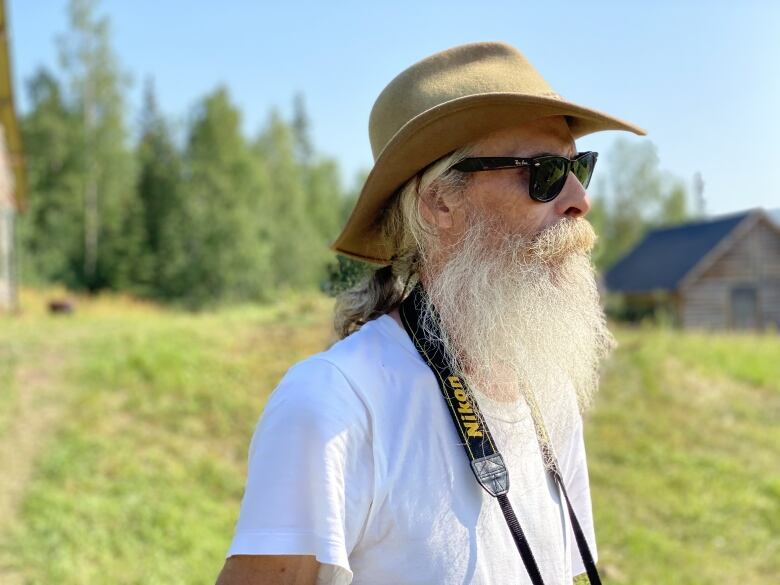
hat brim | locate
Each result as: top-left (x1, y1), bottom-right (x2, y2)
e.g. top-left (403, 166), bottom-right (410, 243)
top-left (331, 93), bottom-right (647, 264)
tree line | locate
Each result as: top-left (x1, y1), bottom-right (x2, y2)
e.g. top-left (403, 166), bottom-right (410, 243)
top-left (18, 0), bottom-right (702, 310)
top-left (19, 0), bottom-right (359, 309)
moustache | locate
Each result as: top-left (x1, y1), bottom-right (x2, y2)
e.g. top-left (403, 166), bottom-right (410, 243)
top-left (526, 217), bottom-right (597, 263)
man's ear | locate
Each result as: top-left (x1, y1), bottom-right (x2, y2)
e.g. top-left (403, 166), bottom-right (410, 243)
top-left (419, 186), bottom-right (455, 230)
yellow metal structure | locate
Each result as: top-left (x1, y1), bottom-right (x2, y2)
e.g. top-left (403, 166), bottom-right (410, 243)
top-left (0, 0), bottom-right (25, 211)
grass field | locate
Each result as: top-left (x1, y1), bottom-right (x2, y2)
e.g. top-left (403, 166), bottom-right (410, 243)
top-left (0, 287), bottom-right (778, 585)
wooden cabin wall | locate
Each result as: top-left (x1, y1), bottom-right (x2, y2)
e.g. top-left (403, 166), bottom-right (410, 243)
top-left (0, 124), bottom-right (16, 312)
top-left (681, 218), bottom-right (780, 330)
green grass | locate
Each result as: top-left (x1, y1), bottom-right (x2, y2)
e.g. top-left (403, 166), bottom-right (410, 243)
top-left (587, 326), bottom-right (779, 584)
top-left (0, 288), bottom-right (778, 584)
top-left (0, 339), bottom-right (19, 437)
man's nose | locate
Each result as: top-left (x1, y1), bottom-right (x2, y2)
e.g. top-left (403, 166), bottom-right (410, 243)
top-left (553, 171), bottom-right (591, 218)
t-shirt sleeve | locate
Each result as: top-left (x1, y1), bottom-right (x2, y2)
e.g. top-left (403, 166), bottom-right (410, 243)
top-left (226, 356), bottom-right (373, 582)
top-left (558, 413), bottom-right (598, 577)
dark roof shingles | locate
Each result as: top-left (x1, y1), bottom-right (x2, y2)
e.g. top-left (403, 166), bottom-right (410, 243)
top-left (604, 212), bottom-right (751, 293)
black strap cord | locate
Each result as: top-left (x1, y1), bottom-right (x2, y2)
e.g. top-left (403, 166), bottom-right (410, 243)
top-left (398, 283), bottom-right (602, 585)
top-left (497, 493), bottom-right (545, 584)
top-left (546, 454), bottom-right (602, 585)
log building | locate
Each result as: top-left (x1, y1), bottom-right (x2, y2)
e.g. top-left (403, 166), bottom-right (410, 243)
top-left (605, 209), bottom-right (780, 330)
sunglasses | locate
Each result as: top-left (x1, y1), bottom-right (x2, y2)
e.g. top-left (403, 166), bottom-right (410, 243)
top-left (451, 151), bottom-right (598, 202)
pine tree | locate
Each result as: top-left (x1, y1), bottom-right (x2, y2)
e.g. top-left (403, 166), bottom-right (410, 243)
top-left (253, 109), bottom-right (326, 290)
top-left (291, 93), bottom-right (342, 241)
top-left (18, 69), bottom-right (83, 287)
top-left (128, 78), bottom-right (189, 300)
top-left (181, 86), bottom-right (272, 308)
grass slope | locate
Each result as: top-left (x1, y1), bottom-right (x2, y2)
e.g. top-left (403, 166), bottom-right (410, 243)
top-left (0, 289), bottom-right (778, 584)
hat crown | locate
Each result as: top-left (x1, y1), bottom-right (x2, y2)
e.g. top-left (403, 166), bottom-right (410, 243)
top-left (368, 42), bottom-right (557, 161)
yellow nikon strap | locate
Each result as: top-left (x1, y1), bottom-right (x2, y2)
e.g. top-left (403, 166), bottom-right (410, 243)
top-left (398, 283), bottom-right (602, 585)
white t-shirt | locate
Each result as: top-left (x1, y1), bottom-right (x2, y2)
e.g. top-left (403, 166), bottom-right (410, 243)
top-left (226, 314), bottom-right (598, 584)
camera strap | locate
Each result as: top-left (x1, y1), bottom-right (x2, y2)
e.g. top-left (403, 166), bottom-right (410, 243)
top-left (398, 283), bottom-right (602, 585)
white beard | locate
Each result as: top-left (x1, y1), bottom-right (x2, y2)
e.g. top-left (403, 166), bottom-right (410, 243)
top-left (418, 213), bottom-right (616, 462)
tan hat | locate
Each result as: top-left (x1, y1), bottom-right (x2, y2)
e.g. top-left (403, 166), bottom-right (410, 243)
top-left (330, 41), bottom-right (647, 264)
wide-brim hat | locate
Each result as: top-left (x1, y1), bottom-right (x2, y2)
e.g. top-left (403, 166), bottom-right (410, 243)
top-left (331, 41), bottom-right (647, 264)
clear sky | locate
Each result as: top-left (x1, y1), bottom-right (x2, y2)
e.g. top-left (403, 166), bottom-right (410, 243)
top-left (7, 0), bottom-right (780, 215)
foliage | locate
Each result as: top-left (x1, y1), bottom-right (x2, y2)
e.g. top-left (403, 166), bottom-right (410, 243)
top-left (123, 78), bottom-right (186, 300)
top-left (589, 138), bottom-right (702, 271)
top-left (176, 86), bottom-right (274, 308)
top-left (17, 69), bottom-right (84, 287)
top-left (18, 0), bottom-right (359, 309)
top-left (321, 254), bottom-right (372, 296)
top-left (58, 0), bottom-right (137, 291)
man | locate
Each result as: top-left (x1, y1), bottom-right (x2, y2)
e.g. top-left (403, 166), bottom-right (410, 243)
top-left (216, 41), bottom-right (645, 585)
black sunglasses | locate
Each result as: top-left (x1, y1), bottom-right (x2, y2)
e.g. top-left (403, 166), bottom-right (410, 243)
top-left (451, 151), bottom-right (598, 202)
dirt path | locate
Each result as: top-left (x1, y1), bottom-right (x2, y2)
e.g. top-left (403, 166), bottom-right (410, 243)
top-left (0, 343), bottom-right (72, 583)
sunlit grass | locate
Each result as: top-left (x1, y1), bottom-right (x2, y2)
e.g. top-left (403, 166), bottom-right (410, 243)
top-left (587, 325), bottom-right (779, 584)
top-left (0, 287), bottom-right (777, 584)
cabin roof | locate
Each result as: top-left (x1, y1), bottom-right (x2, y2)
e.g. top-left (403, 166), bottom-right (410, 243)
top-left (604, 210), bottom-right (756, 294)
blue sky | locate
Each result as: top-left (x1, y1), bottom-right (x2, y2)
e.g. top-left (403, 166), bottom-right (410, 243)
top-left (7, 0), bottom-right (780, 215)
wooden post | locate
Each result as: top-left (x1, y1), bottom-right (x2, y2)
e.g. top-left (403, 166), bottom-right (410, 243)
top-left (0, 124), bottom-right (16, 313)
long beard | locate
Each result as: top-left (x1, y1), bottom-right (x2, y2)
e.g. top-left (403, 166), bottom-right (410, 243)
top-left (419, 214), bottom-right (616, 460)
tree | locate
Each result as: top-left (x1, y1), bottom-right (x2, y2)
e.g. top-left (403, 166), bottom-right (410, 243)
top-left (18, 69), bottom-right (83, 287)
top-left (180, 86), bottom-right (273, 308)
top-left (124, 78), bottom-right (189, 300)
top-left (322, 167), bottom-right (369, 295)
top-left (291, 92), bottom-right (313, 164)
top-left (590, 138), bottom-right (695, 270)
top-left (57, 0), bottom-right (136, 291)
top-left (253, 109), bottom-right (327, 289)
top-left (19, 0), bottom-right (357, 305)
top-left (659, 178), bottom-right (689, 226)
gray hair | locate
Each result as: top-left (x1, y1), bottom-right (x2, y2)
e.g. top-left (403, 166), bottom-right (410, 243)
top-left (333, 146), bottom-right (473, 338)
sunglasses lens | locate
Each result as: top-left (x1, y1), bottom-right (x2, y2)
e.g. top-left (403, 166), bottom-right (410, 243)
top-left (532, 158), bottom-right (568, 201)
top-left (573, 152), bottom-right (597, 189)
